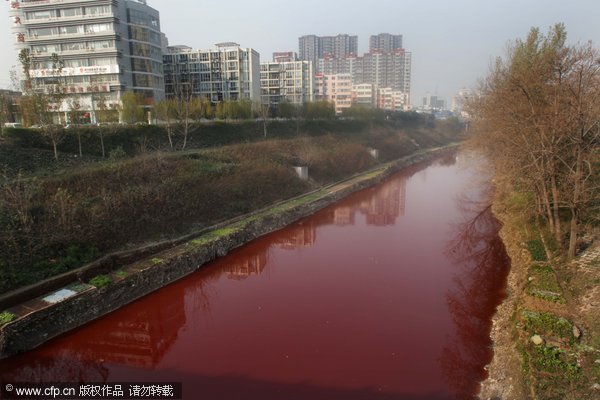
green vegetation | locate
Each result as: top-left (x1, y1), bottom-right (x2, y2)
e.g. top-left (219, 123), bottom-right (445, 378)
top-left (0, 243), bottom-right (98, 294)
top-left (527, 265), bottom-right (565, 303)
top-left (270, 190), bottom-right (329, 213)
top-left (108, 145), bottom-right (127, 160)
top-left (120, 92), bottom-right (146, 124)
top-left (531, 344), bottom-right (581, 380)
top-left (526, 239), bottom-right (548, 262)
top-left (115, 270), bottom-right (127, 279)
top-left (68, 282), bottom-right (90, 293)
top-left (522, 311), bottom-right (575, 341)
top-left (520, 311), bottom-right (584, 398)
top-left (89, 275), bottom-right (112, 288)
top-left (190, 227), bottom-right (240, 247)
top-left (0, 311), bottom-right (16, 326)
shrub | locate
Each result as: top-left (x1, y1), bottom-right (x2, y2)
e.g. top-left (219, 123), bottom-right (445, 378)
top-left (109, 146), bottom-right (127, 160)
top-left (0, 312), bottom-right (16, 326)
top-left (527, 264), bottom-right (565, 303)
top-left (522, 311), bottom-right (574, 340)
top-left (527, 239), bottom-right (548, 262)
top-left (89, 275), bottom-right (112, 288)
top-left (2, 128), bottom-right (50, 149)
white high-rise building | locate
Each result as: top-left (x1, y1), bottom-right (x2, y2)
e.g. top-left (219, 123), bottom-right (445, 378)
top-left (9, 0), bottom-right (165, 123)
top-left (163, 43), bottom-right (261, 103)
top-left (260, 52), bottom-right (313, 108)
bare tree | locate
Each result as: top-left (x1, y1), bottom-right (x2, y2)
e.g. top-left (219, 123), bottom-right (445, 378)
top-left (469, 24), bottom-right (600, 258)
top-left (18, 50), bottom-right (67, 160)
top-left (255, 101), bottom-right (270, 137)
top-left (67, 99), bottom-right (85, 157)
top-left (95, 95), bottom-right (119, 158)
top-left (167, 68), bottom-right (206, 149)
top-left (557, 43), bottom-right (600, 256)
top-left (0, 92), bottom-right (10, 137)
top-left (154, 98), bottom-right (176, 150)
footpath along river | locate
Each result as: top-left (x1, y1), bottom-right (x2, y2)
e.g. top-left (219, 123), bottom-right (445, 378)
top-left (0, 151), bottom-right (510, 400)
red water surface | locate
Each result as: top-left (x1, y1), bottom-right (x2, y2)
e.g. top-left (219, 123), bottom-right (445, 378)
top-left (0, 152), bottom-right (510, 400)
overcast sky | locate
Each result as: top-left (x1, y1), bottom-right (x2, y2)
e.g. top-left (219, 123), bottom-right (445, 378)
top-left (1, 0), bottom-right (599, 104)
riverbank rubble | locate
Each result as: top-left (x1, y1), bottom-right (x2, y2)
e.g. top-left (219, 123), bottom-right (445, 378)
top-left (480, 197), bottom-right (600, 400)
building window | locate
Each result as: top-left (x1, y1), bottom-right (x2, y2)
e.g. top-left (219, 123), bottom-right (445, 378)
top-left (26, 10), bottom-right (55, 20)
top-left (30, 27), bottom-right (57, 37)
top-left (60, 25), bottom-right (81, 35)
top-left (85, 6), bottom-right (111, 16)
top-left (85, 23), bottom-right (112, 34)
top-left (60, 8), bottom-right (82, 18)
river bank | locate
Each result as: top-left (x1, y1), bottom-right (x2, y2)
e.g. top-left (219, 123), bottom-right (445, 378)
top-left (480, 187), bottom-right (600, 400)
top-left (1, 121), bottom-right (463, 295)
top-left (0, 144), bottom-right (459, 360)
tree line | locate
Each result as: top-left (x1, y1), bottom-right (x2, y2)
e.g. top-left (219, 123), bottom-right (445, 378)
top-left (469, 24), bottom-right (599, 258)
top-left (6, 48), bottom-right (341, 155)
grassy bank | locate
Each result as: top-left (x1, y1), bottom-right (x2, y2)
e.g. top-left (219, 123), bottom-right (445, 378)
top-left (481, 185), bottom-right (600, 400)
top-left (0, 115), bottom-right (461, 176)
top-left (0, 119), bottom-right (463, 294)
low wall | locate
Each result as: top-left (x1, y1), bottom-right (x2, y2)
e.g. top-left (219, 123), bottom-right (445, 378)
top-left (0, 145), bottom-right (458, 359)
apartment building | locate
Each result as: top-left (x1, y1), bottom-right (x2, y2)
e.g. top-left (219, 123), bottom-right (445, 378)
top-left (369, 33), bottom-right (403, 53)
top-left (315, 73), bottom-right (352, 114)
top-left (9, 0), bottom-right (165, 122)
top-left (298, 35), bottom-right (320, 66)
top-left (352, 83), bottom-right (375, 107)
top-left (317, 54), bottom-right (362, 77)
top-left (377, 87), bottom-right (409, 111)
top-left (260, 52), bottom-right (313, 108)
top-left (303, 32), bottom-right (411, 107)
top-left (320, 34), bottom-right (358, 59)
top-left (163, 43), bottom-right (261, 103)
top-left (299, 34), bottom-right (358, 72)
top-left (359, 49), bottom-right (411, 96)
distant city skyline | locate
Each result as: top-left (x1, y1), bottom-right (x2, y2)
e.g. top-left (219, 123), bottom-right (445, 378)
top-left (1, 0), bottom-right (599, 104)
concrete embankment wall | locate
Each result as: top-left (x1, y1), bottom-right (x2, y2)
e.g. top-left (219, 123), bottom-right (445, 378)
top-left (0, 145), bottom-right (458, 359)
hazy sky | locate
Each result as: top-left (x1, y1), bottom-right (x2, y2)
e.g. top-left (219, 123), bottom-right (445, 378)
top-left (1, 0), bottom-right (599, 104)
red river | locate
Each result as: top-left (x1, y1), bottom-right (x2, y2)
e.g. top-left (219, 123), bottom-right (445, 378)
top-left (0, 151), bottom-right (510, 400)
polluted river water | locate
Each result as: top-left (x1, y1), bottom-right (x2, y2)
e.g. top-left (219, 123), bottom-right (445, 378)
top-left (0, 151), bottom-right (510, 400)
